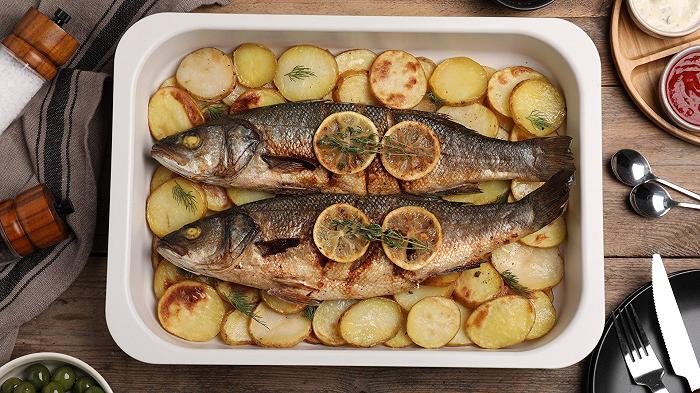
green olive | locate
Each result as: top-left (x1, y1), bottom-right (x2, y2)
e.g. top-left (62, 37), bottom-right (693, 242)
top-left (84, 387), bottom-right (104, 393)
top-left (24, 364), bottom-right (50, 389)
top-left (49, 367), bottom-right (74, 390)
top-left (1, 378), bottom-right (22, 393)
top-left (12, 382), bottom-right (35, 393)
top-left (40, 383), bottom-right (63, 393)
top-left (73, 377), bottom-right (95, 393)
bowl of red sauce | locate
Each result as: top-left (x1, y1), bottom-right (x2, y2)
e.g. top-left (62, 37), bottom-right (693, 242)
top-left (660, 45), bottom-right (700, 133)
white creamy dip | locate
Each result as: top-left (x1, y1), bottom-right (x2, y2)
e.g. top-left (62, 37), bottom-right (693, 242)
top-left (630, 0), bottom-right (700, 33)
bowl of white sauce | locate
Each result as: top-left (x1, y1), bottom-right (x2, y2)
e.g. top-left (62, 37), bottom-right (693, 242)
top-left (627, 0), bottom-right (700, 38)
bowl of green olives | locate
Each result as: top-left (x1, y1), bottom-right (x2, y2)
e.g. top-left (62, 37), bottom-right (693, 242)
top-left (0, 353), bottom-right (111, 393)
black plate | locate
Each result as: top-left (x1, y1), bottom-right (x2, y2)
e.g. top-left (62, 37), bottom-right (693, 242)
top-left (586, 269), bottom-right (700, 393)
top-left (491, 0), bottom-right (554, 11)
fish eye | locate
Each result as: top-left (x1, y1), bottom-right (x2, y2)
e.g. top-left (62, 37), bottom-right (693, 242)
top-left (184, 226), bottom-right (201, 240)
top-left (182, 134), bottom-right (202, 150)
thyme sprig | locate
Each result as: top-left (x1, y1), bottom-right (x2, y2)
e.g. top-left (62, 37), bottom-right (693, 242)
top-left (172, 182), bottom-right (197, 213)
top-left (316, 126), bottom-right (432, 158)
top-left (526, 110), bottom-right (552, 131)
top-left (328, 219), bottom-right (431, 252)
top-left (228, 291), bottom-right (268, 329)
top-left (285, 65), bottom-right (316, 81)
top-left (501, 270), bottom-right (530, 297)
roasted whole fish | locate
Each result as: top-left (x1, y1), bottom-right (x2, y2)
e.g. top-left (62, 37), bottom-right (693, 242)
top-left (151, 102), bottom-right (573, 195)
top-left (156, 169), bottom-right (573, 302)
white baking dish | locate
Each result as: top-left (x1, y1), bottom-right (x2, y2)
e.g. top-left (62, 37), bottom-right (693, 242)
top-left (107, 14), bottom-right (603, 368)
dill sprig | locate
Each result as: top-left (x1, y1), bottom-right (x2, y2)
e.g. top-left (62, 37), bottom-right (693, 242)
top-left (501, 270), bottom-right (530, 296)
top-left (316, 127), bottom-right (432, 158)
top-left (285, 65), bottom-right (316, 81)
top-left (303, 305), bottom-right (317, 320)
top-left (526, 110), bottom-right (552, 131)
top-left (171, 182), bottom-right (197, 213)
top-left (201, 102), bottom-right (228, 120)
top-left (228, 291), bottom-right (268, 329)
top-left (329, 219), bottom-right (431, 252)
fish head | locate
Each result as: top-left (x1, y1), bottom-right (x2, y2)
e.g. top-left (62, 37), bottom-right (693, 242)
top-left (156, 209), bottom-right (258, 275)
top-left (151, 119), bottom-right (260, 184)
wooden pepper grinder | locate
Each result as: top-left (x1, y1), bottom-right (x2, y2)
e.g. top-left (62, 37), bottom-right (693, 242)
top-left (0, 185), bottom-right (73, 265)
top-left (0, 7), bottom-right (79, 134)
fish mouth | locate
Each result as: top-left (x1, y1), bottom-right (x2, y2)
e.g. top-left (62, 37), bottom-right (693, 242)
top-left (151, 145), bottom-right (189, 174)
top-left (156, 238), bottom-right (189, 259)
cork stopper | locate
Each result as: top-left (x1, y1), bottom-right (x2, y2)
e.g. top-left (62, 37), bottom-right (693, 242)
top-left (1, 7), bottom-right (79, 80)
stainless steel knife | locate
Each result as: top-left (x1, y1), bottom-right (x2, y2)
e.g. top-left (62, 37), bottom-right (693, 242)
top-left (652, 254), bottom-right (700, 392)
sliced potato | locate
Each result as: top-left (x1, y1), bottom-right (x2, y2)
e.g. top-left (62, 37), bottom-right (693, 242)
top-left (335, 49), bottom-right (377, 73)
top-left (150, 166), bottom-right (177, 192)
top-left (176, 47), bottom-right (235, 101)
top-left (201, 184), bottom-right (232, 212)
top-left (487, 66), bottom-right (544, 119)
top-left (406, 296), bottom-right (461, 349)
top-left (220, 310), bottom-right (253, 345)
top-left (148, 87), bottom-right (205, 141)
top-left (412, 95), bottom-right (439, 112)
top-left (417, 56), bottom-right (436, 79)
top-left (510, 78), bottom-right (566, 136)
top-left (153, 260), bottom-right (189, 299)
top-left (332, 71), bottom-right (378, 105)
top-left (429, 57), bottom-right (487, 106)
top-left (305, 330), bottom-right (322, 344)
top-left (447, 302), bottom-right (473, 346)
top-left (510, 179), bottom-right (545, 201)
top-left (159, 75), bottom-right (178, 88)
top-left (491, 242), bottom-right (564, 291)
top-left (466, 295), bottom-right (535, 349)
top-left (453, 262), bottom-right (504, 308)
top-left (384, 314), bottom-right (414, 348)
top-left (509, 124), bottom-right (538, 141)
top-left (369, 50), bottom-right (427, 109)
top-left (423, 271), bottom-right (460, 287)
top-left (146, 178), bottom-right (208, 237)
top-left (312, 299), bottom-right (358, 346)
top-left (215, 281), bottom-right (261, 306)
top-left (482, 65), bottom-right (497, 80)
top-left (233, 43), bottom-right (277, 88)
top-left (442, 180), bottom-right (510, 205)
top-left (261, 291), bottom-right (306, 314)
top-left (229, 88), bottom-right (286, 113)
top-left (521, 215), bottom-right (567, 248)
top-left (381, 206), bottom-right (443, 271)
top-left (222, 83), bottom-right (248, 106)
top-left (526, 290), bottom-right (557, 340)
top-left (158, 280), bottom-right (226, 342)
top-left (393, 284), bottom-right (455, 311)
top-left (249, 302), bottom-right (311, 348)
top-left (274, 45), bottom-right (339, 102)
top-left (339, 297), bottom-right (403, 347)
top-left (226, 188), bottom-right (275, 206)
top-left (437, 103), bottom-right (498, 138)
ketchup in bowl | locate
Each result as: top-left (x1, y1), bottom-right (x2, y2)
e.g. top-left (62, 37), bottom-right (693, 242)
top-left (660, 47), bottom-right (700, 132)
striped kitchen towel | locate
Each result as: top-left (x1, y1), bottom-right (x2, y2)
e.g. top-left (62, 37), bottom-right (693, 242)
top-left (0, 0), bottom-right (226, 362)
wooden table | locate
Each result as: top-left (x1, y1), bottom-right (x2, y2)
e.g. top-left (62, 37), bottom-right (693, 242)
top-left (9, 1), bottom-right (700, 391)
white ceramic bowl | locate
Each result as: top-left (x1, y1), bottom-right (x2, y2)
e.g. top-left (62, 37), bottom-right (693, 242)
top-left (0, 353), bottom-right (112, 393)
top-left (626, 0), bottom-right (700, 38)
top-left (659, 45), bottom-right (700, 133)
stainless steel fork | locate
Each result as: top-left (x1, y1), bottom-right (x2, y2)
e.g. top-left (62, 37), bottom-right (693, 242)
top-left (613, 303), bottom-right (670, 393)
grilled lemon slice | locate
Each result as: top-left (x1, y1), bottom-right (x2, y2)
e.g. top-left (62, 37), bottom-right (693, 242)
top-left (381, 206), bottom-right (443, 271)
top-left (313, 203), bottom-right (372, 263)
top-left (313, 111), bottom-right (379, 175)
top-left (380, 121), bottom-right (440, 181)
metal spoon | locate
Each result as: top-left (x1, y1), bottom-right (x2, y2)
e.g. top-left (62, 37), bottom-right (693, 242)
top-left (611, 149), bottom-right (700, 201)
top-left (629, 182), bottom-right (700, 218)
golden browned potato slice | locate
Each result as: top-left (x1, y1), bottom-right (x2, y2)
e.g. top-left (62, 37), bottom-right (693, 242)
top-left (158, 280), bottom-right (226, 342)
top-left (526, 290), bottom-right (557, 340)
top-left (437, 103), bottom-right (499, 138)
top-left (482, 65), bottom-right (497, 80)
top-left (393, 284), bottom-right (455, 311)
top-left (261, 291), bottom-right (306, 314)
top-left (510, 179), bottom-right (545, 201)
top-left (220, 310), bottom-right (253, 345)
top-left (381, 206), bottom-right (443, 271)
top-left (521, 215), bottom-right (567, 248)
top-left (412, 95), bottom-right (439, 112)
top-left (423, 271), bottom-right (460, 286)
top-left (233, 43), bottom-right (277, 88)
top-left (487, 66), bottom-right (544, 119)
top-left (406, 296), bottom-right (461, 349)
top-left (510, 79), bottom-right (566, 136)
top-left (429, 57), bottom-right (487, 106)
top-left (339, 297), bottom-right (403, 347)
top-left (153, 260), bottom-right (189, 299)
top-left (466, 295), bottom-right (535, 349)
top-left (335, 49), bottom-right (377, 73)
top-left (369, 50), bottom-right (427, 109)
top-left (305, 330), bottom-right (322, 345)
top-left (447, 302), bottom-right (473, 346)
top-left (215, 281), bottom-right (261, 306)
top-left (313, 111), bottom-right (379, 175)
top-left (380, 121), bottom-right (440, 181)
top-left (176, 47), bottom-right (235, 101)
top-left (148, 87), bottom-right (205, 141)
top-left (274, 45), bottom-right (339, 101)
top-left (249, 302), bottom-right (311, 348)
top-left (509, 124), bottom-right (537, 141)
top-left (332, 71), bottom-right (379, 105)
top-left (200, 184), bottom-right (232, 212)
top-left (453, 262), bottom-right (504, 308)
top-left (313, 203), bottom-right (372, 263)
top-left (441, 180), bottom-right (510, 205)
top-left (226, 188), bottom-right (275, 206)
top-left (229, 88), bottom-right (286, 113)
top-left (312, 299), bottom-right (358, 346)
top-left (159, 75), bottom-right (178, 88)
top-left (491, 242), bottom-right (564, 291)
top-left (417, 56), bottom-right (436, 79)
top-left (150, 166), bottom-right (177, 192)
top-left (146, 178), bottom-right (208, 238)
top-left (384, 313), bottom-right (414, 348)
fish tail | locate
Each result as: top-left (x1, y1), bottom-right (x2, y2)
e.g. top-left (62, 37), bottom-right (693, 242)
top-left (523, 168), bottom-right (574, 225)
top-left (527, 136), bottom-right (574, 179)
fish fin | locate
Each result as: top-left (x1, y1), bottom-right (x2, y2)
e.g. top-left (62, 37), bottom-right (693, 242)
top-left (526, 136), bottom-right (575, 179)
top-left (268, 288), bottom-right (320, 306)
top-left (392, 108), bottom-right (477, 133)
top-left (523, 168), bottom-right (574, 226)
top-left (272, 278), bottom-right (320, 291)
top-left (436, 258), bottom-right (487, 274)
top-left (254, 238), bottom-right (301, 257)
top-left (262, 155), bottom-right (317, 172)
top-left (405, 183), bottom-right (481, 196)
